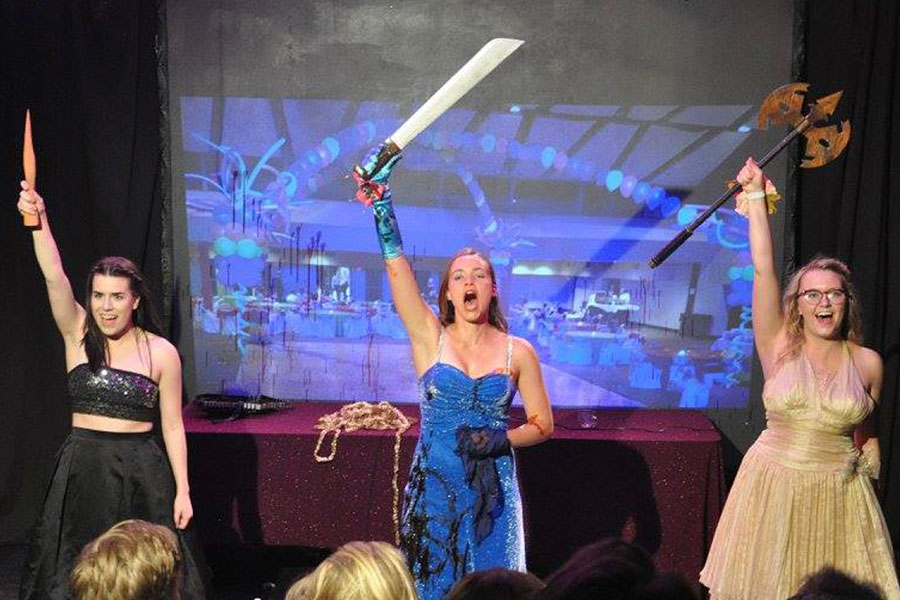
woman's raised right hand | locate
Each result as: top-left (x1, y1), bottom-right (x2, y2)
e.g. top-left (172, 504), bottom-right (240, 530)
top-left (736, 157), bottom-right (765, 194)
top-left (18, 180), bottom-right (45, 216)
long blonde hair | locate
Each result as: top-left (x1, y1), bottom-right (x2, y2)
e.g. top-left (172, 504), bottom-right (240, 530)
top-left (778, 255), bottom-right (863, 365)
top-left (70, 519), bottom-right (181, 600)
top-left (286, 541), bottom-right (418, 600)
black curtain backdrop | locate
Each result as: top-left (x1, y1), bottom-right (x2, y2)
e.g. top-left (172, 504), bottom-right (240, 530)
top-left (798, 0), bottom-right (900, 544)
top-left (1, 0), bottom-right (899, 571)
top-left (0, 0), bottom-right (166, 542)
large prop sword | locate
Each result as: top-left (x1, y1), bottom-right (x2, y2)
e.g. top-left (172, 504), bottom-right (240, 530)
top-left (353, 37), bottom-right (524, 180)
top-left (648, 83), bottom-right (850, 268)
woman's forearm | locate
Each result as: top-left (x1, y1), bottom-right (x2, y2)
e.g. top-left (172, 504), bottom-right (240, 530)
top-left (162, 422), bottom-right (191, 495)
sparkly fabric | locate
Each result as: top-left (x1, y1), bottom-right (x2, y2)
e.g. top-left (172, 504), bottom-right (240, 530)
top-left (68, 363), bottom-right (158, 422)
top-left (701, 343), bottom-right (900, 600)
top-left (400, 332), bottom-right (525, 600)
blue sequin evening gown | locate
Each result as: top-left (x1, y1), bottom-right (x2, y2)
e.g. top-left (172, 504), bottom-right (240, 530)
top-left (400, 330), bottom-right (526, 600)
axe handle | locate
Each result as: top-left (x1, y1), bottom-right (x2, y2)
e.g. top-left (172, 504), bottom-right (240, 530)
top-left (648, 118), bottom-right (811, 268)
top-left (22, 109), bottom-right (41, 229)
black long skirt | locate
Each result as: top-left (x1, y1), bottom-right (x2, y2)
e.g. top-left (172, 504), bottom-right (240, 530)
top-left (19, 428), bottom-right (209, 600)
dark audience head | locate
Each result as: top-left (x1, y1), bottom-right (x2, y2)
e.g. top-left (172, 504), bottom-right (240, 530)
top-left (535, 537), bottom-right (655, 600)
top-left (786, 567), bottom-right (884, 600)
top-left (444, 567), bottom-right (544, 600)
top-left (632, 573), bottom-right (698, 600)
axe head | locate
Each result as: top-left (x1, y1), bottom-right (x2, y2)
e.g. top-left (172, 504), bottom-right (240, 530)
top-left (806, 90), bottom-right (844, 123)
top-left (802, 120), bottom-right (851, 168)
top-left (757, 83), bottom-right (808, 130)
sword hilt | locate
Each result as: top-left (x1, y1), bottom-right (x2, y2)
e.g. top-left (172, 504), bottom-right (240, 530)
top-left (353, 140), bottom-right (402, 181)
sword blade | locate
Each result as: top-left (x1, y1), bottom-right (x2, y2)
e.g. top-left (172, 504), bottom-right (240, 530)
top-left (389, 37), bottom-right (523, 149)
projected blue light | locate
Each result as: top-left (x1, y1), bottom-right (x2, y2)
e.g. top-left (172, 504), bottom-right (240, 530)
top-left (633, 182), bottom-right (651, 205)
top-left (620, 175), bottom-right (637, 198)
top-left (480, 133), bottom-right (496, 153)
top-left (661, 195), bottom-right (682, 217)
top-left (737, 125), bottom-right (751, 133)
top-left (181, 97), bottom-right (757, 410)
top-left (214, 236), bottom-right (236, 257)
top-left (541, 146), bottom-right (556, 168)
top-left (648, 186), bottom-right (666, 210)
top-left (322, 137), bottom-right (340, 160)
top-left (677, 206), bottom-right (698, 226)
top-left (605, 170), bottom-right (623, 191)
top-left (553, 152), bottom-right (568, 172)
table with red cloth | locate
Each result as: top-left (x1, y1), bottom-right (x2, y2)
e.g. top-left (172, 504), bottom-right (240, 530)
top-left (184, 402), bottom-right (724, 581)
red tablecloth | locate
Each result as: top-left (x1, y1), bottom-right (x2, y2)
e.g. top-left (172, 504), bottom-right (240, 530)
top-left (185, 403), bottom-right (724, 581)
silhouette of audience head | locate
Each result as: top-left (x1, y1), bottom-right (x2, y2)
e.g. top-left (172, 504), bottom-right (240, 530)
top-left (444, 567), bottom-right (544, 600)
top-left (70, 519), bottom-right (181, 600)
top-left (535, 537), bottom-right (655, 600)
top-left (787, 567), bottom-right (884, 600)
top-left (632, 572), bottom-right (698, 600)
top-left (285, 541), bottom-right (418, 600)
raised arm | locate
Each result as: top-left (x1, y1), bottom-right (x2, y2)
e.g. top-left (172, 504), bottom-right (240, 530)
top-left (507, 337), bottom-right (553, 447)
top-left (155, 337), bottom-right (193, 529)
top-left (739, 159), bottom-right (783, 375)
top-left (17, 181), bottom-right (85, 343)
top-left (354, 146), bottom-right (440, 370)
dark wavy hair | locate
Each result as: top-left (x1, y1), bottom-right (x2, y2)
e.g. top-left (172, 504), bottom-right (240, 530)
top-left (444, 568), bottom-right (544, 600)
top-left (437, 248), bottom-right (508, 333)
top-left (536, 538), bottom-right (655, 600)
top-left (82, 257), bottom-right (162, 371)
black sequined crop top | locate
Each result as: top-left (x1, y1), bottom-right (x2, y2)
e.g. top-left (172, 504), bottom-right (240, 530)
top-left (68, 363), bottom-right (159, 422)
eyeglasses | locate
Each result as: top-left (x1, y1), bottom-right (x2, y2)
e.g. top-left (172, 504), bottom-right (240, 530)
top-left (798, 289), bottom-right (848, 305)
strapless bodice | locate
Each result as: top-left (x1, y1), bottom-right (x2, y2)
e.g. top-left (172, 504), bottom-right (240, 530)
top-left (68, 363), bottom-right (159, 422)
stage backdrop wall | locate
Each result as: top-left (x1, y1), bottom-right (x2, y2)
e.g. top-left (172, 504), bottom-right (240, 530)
top-left (165, 0), bottom-right (793, 457)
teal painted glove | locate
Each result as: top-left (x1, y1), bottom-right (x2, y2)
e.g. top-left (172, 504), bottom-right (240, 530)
top-left (372, 192), bottom-right (404, 260)
top-left (353, 144), bottom-right (404, 260)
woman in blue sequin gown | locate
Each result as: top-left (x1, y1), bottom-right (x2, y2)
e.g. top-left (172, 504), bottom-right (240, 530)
top-left (354, 146), bottom-right (554, 600)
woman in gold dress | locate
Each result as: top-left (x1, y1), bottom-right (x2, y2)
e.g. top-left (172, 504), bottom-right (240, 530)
top-left (699, 158), bottom-right (900, 600)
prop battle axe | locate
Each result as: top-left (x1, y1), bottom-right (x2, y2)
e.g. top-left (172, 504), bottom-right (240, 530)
top-left (648, 84), bottom-right (850, 268)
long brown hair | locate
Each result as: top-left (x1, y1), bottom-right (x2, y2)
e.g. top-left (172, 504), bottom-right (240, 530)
top-left (778, 255), bottom-right (863, 365)
top-left (82, 257), bottom-right (163, 371)
top-left (437, 248), bottom-right (508, 333)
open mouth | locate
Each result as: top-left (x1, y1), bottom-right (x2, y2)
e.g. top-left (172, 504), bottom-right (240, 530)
top-left (99, 314), bottom-right (118, 325)
top-left (815, 310), bottom-right (834, 326)
top-left (463, 290), bottom-right (478, 310)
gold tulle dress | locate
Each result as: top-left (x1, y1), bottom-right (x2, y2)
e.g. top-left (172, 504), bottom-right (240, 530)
top-left (700, 343), bottom-right (900, 600)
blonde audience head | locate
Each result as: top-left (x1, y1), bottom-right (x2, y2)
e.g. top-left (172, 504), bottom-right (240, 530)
top-left (70, 519), bottom-right (181, 600)
top-left (286, 541), bottom-right (418, 600)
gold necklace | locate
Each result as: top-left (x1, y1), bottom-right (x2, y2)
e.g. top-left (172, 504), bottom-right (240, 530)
top-left (314, 401), bottom-right (416, 544)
